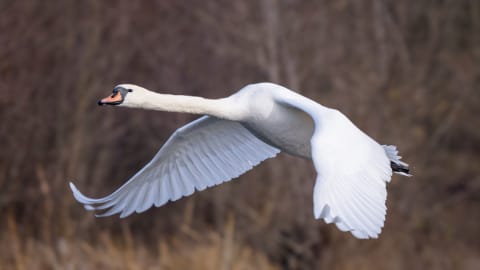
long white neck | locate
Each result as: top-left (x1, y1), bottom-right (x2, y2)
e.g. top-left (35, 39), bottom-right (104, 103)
top-left (127, 90), bottom-right (245, 121)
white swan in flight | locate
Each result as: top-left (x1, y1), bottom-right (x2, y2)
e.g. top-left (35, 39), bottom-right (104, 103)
top-left (70, 82), bottom-right (410, 239)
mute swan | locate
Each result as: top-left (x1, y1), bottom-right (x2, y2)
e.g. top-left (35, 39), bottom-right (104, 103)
top-left (70, 82), bottom-right (410, 239)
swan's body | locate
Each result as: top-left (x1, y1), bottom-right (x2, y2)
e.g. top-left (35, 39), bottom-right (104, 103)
top-left (229, 85), bottom-right (315, 158)
top-left (70, 82), bottom-right (410, 239)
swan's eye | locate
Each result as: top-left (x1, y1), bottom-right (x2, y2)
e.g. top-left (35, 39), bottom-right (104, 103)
top-left (128, 89), bottom-right (133, 92)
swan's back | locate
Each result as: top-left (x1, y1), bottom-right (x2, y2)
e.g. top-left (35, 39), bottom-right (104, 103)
top-left (231, 83), bottom-right (316, 158)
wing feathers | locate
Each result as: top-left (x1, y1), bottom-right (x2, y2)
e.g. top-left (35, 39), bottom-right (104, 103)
top-left (276, 93), bottom-right (395, 239)
top-left (70, 116), bottom-right (280, 217)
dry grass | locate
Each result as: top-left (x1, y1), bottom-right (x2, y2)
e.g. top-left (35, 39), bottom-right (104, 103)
top-left (1, 213), bottom-right (279, 270)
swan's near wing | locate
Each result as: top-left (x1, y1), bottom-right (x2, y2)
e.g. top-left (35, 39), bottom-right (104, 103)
top-left (310, 126), bottom-right (392, 239)
top-left (70, 116), bottom-right (280, 218)
top-left (276, 94), bottom-right (392, 239)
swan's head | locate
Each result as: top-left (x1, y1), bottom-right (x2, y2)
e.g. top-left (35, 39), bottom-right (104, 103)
top-left (98, 84), bottom-right (150, 108)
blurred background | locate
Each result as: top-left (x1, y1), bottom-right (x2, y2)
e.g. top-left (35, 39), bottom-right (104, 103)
top-left (1, 0), bottom-right (479, 269)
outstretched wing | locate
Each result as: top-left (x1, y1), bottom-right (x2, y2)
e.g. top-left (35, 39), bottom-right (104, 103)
top-left (276, 93), bottom-right (392, 239)
top-left (70, 116), bottom-right (280, 218)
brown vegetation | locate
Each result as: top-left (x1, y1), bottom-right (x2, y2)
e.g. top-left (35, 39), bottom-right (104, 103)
top-left (1, 0), bottom-right (479, 269)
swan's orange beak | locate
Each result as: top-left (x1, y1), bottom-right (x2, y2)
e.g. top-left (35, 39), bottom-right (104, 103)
top-left (98, 91), bottom-right (122, 106)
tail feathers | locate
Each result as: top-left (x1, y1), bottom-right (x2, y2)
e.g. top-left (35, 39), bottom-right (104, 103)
top-left (383, 145), bottom-right (411, 177)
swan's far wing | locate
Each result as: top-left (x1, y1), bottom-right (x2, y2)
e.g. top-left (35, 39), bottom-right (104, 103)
top-left (275, 94), bottom-right (392, 239)
top-left (70, 116), bottom-right (280, 218)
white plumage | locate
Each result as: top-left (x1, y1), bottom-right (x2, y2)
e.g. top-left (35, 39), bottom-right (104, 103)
top-left (70, 82), bottom-right (410, 239)
top-left (71, 116), bottom-right (279, 218)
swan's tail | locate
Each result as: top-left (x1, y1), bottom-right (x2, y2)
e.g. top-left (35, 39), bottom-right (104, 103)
top-left (383, 145), bottom-right (411, 177)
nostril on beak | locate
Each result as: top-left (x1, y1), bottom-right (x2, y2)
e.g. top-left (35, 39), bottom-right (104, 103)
top-left (97, 100), bottom-right (104, 106)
